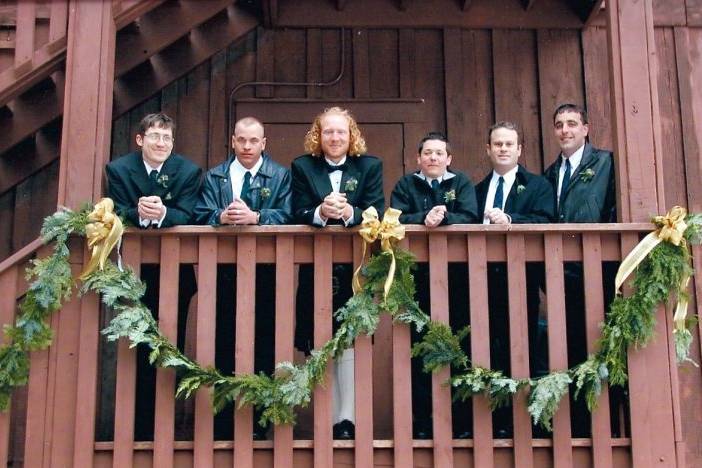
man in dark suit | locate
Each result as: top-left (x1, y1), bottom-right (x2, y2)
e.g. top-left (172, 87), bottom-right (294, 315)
top-left (292, 107), bottom-right (384, 440)
top-left (543, 103), bottom-right (618, 437)
top-left (194, 117), bottom-right (291, 440)
top-left (106, 113), bottom-right (202, 441)
top-left (390, 132), bottom-right (478, 440)
top-left (475, 121), bottom-right (554, 437)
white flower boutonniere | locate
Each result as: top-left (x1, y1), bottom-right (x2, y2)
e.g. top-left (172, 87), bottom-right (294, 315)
top-left (156, 174), bottom-right (169, 189)
top-left (516, 184), bottom-right (526, 195)
top-left (260, 187), bottom-right (271, 200)
top-left (443, 190), bottom-right (456, 203)
top-left (580, 168), bottom-right (595, 182)
top-left (344, 178), bottom-right (358, 192)
top-left (164, 192), bottom-right (172, 201)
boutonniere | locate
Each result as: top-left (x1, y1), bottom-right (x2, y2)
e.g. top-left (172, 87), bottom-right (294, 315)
top-left (164, 192), bottom-right (172, 201)
top-left (344, 177), bottom-right (358, 192)
top-left (516, 184), bottom-right (526, 195)
top-left (580, 168), bottom-right (595, 182)
top-left (443, 190), bottom-right (456, 203)
top-left (260, 187), bottom-right (271, 200)
top-left (156, 174), bottom-right (169, 188)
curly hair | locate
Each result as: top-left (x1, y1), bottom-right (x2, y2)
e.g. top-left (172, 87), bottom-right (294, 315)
top-left (303, 107), bottom-right (367, 156)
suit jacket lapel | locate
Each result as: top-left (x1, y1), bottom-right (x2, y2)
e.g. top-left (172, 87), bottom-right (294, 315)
top-left (127, 153), bottom-right (153, 196)
top-left (562, 143), bottom-right (595, 198)
top-left (155, 155), bottom-right (182, 199)
top-left (475, 173), bottom-right (491, 215)
top-left (310, 156), bottom-right (334, 199)
top-left (504, 166), bottom-right (527, 212)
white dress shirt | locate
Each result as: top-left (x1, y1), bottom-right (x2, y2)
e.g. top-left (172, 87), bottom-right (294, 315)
top-left (482, 166), bottom-right (518, 224)
top-left (229, 156), bottom-right (263, 202)
top-left (313, 156), bottom-right (354, 226)
top-left (557, 143), bottom-right (585, 204)
top-left (140, 161), bottom-right (167, 228)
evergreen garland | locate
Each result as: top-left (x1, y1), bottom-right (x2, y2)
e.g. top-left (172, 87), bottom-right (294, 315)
top-left (0, 204), bottom-right (698, 434)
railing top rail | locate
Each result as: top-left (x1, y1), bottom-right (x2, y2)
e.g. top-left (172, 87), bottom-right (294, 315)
top-left (0, 237), bottom-right (43, 275)
top-left (121, 222), bottom-right (655, 237)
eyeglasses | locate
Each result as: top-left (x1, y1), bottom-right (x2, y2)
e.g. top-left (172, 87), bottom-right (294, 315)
top-left (144, 133), bottom-right (174, 144)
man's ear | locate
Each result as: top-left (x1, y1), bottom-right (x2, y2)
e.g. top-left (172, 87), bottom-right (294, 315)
top-left (446, 154), bottom-right (452, 167)
top-left (136, 134), bottom-right (144, 148)
top-left (261, 136), bottom-right (267, 152)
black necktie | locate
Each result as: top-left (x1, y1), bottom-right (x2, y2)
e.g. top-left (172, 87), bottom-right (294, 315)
top-left (240, 171), bottom-right (252, 205)
top-left (149, 169), bottom-right (159, 184)
top-left (431, 179), bottom-right (440, 190)
top-left (326, 162), bottom-right (348, 173)
top-left (493, 176), bottom-right (504, 209)
top-left (560, 158), bottom-right (572, 204)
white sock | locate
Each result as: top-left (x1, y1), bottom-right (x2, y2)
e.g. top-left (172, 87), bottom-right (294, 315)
top-left (332, 349), bottom-right (355, 424)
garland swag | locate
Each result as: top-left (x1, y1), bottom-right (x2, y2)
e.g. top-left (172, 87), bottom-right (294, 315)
top-left (0, 202), bottom-right (700, 432)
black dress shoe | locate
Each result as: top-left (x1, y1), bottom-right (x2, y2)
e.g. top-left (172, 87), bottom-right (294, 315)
top-left (333, 420), bottom-right (355, 440)
top-left (494, 427), bottom-right (513, 438)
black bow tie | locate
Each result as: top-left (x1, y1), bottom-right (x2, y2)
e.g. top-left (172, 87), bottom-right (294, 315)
top-left (326, 161), bottom-right (348, 173)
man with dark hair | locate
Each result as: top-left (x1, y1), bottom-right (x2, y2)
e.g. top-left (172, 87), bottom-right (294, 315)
top-left (475, 121), bottom-right (554, 437)
top-left (106, 113), bottom-right (201, 441)
top-left (390, 132), bottom-right (478, 440)
top-left (390, 131), bottom-right (478, 225)
top-left (543, 104), bottom-right (618, 437)
top-left (194, 116), bottom-right (291, 440)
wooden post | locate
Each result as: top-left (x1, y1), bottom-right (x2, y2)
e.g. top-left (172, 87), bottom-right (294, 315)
top-left (57, 0), bottom-right (116, 209)
top-left (607, 1), bottom-right (679, 466)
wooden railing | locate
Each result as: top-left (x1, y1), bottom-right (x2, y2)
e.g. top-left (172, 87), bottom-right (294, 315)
top-left (0, 224), bottom-right (686, 467)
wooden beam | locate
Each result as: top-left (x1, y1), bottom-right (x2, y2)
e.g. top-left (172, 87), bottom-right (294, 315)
top-left (0, 122), bottom-right (61, 195)
top-left (113, 6), bottom-right (257, 116)
top-left (113, 0), bottom-right (167, 29)
top-left (564, 0), bottom-right (604, 23)
top-left (461, 0), bottom-right (473, 11)
top-left (336, 0), bottom-right (349, 11)
top-left (520, 0), bottom-right (537, 11)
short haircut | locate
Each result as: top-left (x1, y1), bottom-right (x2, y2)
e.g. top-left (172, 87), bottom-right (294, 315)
top-left (553, 103), bottom-right (589, 125)
top-left (487, 121), bottom-right (521, 144)
top-left (417, 131), bottom-right (452, 154)
top-left (234, 116), bottom-right (264, 136)
top-left (138, 113), bottom-right (176, 136)
top-left (304, 107), bottom-right (367, 156)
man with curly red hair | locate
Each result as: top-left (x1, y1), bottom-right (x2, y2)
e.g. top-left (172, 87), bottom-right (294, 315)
top-left (292, 107), bottom-right (384, 440)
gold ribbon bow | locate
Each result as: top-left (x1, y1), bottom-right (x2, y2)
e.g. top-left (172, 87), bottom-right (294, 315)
top-left (80, 198), bottom-right (124, 280)
top-left (615, 206), bottom-right (689, 331)
top-left (352, 207), bottom-right (405, 301)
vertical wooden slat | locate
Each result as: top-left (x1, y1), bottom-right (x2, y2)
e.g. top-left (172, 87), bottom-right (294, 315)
top-left (273, 235), bottom-right (294, 466)
top-left (398, 29), bottom-right (415, 98)
top-left (194, 236), bottom-right (216, 466)
top-left (392, 239), bottom-right (413, 467)
top-left (544, 234), bottom-right (573, 467)
top-left (506, 234), bottom-right (533, 468)
top-left (72, 244), bottom-right (101, 467)
top-left (621, 232), bottom-right (677, 467)
top-left (467, 233), bottom-right (494, 468)
top-left (443, 28), bottom-right (466, 161)
top-left (0, 265), bottom-right (19, 465)
top-left (313, 235), bottom-right (333, 468)
top-left (306, 29), bottom-right (322, 99)
top-left (353, 236), bottom-right (373, 468)
top-left (14, 1), bottom-right (36, 72)
top-left (153, 237), bottom-right (179, 467)
top-left (352, 28), bottom-right (370, 99)
top-left (234, 235), bottom-right (256, 468)
top-left (428, 233), bottom-right (453, 468)
top-left (582, 233), bottom-right (613, 468)
top-left (48, 1), bottom-right (68, 45)
top-left (113, 236), bottom-right (140, 468)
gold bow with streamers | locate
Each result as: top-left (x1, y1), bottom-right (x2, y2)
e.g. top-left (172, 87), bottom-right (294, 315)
top-left (80, 198), bottom-right (124, 280)
top-left (615, 206), bottom-right (689, 330)
top-left (352, 207), bottom-right (405, 301)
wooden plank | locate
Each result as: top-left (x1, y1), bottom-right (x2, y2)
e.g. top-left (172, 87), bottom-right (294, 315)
top-left (581, 26), bottom-right (613, 156)
top-left (313, 235), bottom-right (333, 468)
top-left (620, 232), bottom-right (677, 467)
top-left (194, 236), bottom-right (216, 466)
top-left (443, 28), bottom-right (466, 167)
top-left (273, 28), bottom-right (306, 98)
top-left (428, 233), bottom-right (453, 468)
top-left (57, 0), bottom-right (115, 208)
top-left (153, 237), bottom-right (179, 468)
top-left (321, 28), bottom-right (347, 99)
top-left (48, 1), bottom-right (67, 45)
top-left (112, 236), bottom-right (141, 468)
top-left (233, 235), bottom-right (256, 468)
top-left (273, 236), bottom-right (294, 467)
top-left (113, 0), bottom-right (167, 29)
top-left (352, 28), bottom-right (370, 98)
top-left (0, 192), bottom-right (16, 263)
top-left (255, 27), bottom-right (274, 98)
top-left (0, 265), bottom-right (18, 466)
top-left (206, 50), bottom-right (227, 169)
top-left (652, 0), bottom-right (686, 26)
top-left (306, 28), bottom-right (322, 99)
top-left (392, 237), bottom-right (413, 467)
top-left (582, 234), bottom-right (612, 468)
top-left (14, 1), bottom-right (35, 72)
top-left (368, 29), bottom-right (398, 98)
top-left (688, 0), bottom-right (702, 26)
top-left (467, 233), bottom-right (494, 468)
top-left (353, 236), bottom-right (373, 468)
top-left (543, 234), bottom-right (573, 468)
top-left (492, 29), bottom-right (542, 173)
top-left (506, 234), bottom-right (533, 468)
top-left (398, 29), bottom-right (415, 98)
top-left (171, 63), bottom-right (209, 170)
top-left (72, 281), bottom-right (100, 467)
top-left (536, 29), bottom-right (585, 167)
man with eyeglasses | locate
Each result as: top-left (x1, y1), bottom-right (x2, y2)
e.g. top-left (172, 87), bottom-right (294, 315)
top-left (390, 132), bottom-right (478, 441)
top-left (105, 112), bottom-right (201, 441)
top-left (106, 112), bottom-right (202, 228)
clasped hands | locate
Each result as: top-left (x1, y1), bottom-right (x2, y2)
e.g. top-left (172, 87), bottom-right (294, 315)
top-left (424, 204), bottom-right (447, 227)
top-left (320, 192), bottom-right (353, 222)
top-left (138, 196), bottom-right (166, 221)
top-left (484, 207), bottom-right (511, 225)
top-left (220, 198), bottom-right (258, 225)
